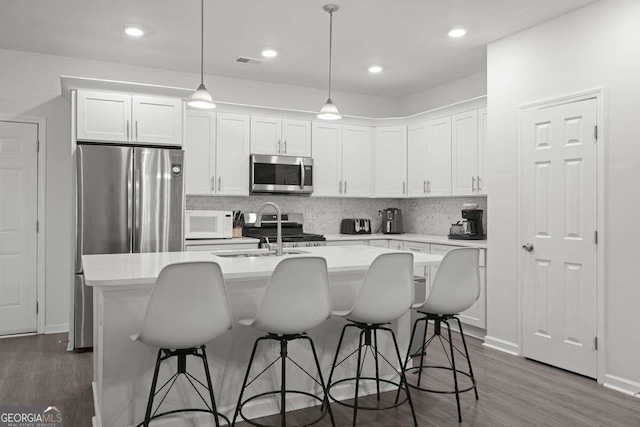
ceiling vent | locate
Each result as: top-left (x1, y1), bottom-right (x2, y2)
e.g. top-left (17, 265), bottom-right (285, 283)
top-left (236, 57), bottom-right (264, 65)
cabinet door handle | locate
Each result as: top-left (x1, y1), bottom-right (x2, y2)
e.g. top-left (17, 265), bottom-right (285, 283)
top-left (472, 176), bottom-right (476, 192)
top-left (218, 177), bottom-right (222, 192)
top-left (284, 140), bottom-right (287, 154)
top-left (344, 181), bottom-right (347, 194)
top-left (126, 120), bottom-right (130, 140)
top-left (423, 180), bottom-right (427, 194)
top-left (278, 139), bottom-right (282, 154)
top-left (477, 176), bottom-right (482, 191)
top-left (402, 181), bottom-right (406, 195)
top-left (339, 180), bottom-right (342, 195)
top-left (427, 180), bottom-right (431, 194)
top-left (210, 176), bottom-right (215, 192)
top-left (135, 120), bottom-right (138, 141)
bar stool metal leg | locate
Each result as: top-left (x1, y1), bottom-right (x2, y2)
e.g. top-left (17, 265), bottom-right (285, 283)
top-left (280, 339), bottom-right (287, 427)
top-left (201, 347), bottom-right (222, 427)
top-left (232, 337), bottom-right (266, 426)
top-left (143, 350), bottom-right (162, 427)
top-left (372, 329), bottom-right (381, 401)
top-left (352, 330), bottom-right (365, 427)
top-left (444, 320), bottom-right (462, 423)
top-left (455, 317), bottom-right (479, 400)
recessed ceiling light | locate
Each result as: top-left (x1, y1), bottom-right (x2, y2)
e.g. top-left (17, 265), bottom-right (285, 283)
top-left (368, 65), bottom-right (383, 74)
top-left (124, 27), bottom-right (144, 37)
top-left (261, 49), bottom-right (278, 58)
top-left (448, 28), bottom-right (467, 38)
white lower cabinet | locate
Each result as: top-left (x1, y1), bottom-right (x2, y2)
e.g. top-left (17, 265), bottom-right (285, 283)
top-left (388, 240), bottom-right (405, 251)
top-left (326, 240), bottom-right (369, 246)
top-left (185, 242), bottom-right (260, 251)
top-left (368, 239), bottom-right (389, 248)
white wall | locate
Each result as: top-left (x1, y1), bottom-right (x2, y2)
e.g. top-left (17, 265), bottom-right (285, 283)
top-left (399, 71), bottom-right (487, 116)
top-left (487, 0), bottom-right (640, 392)
top-left (0, 48), bottom-right (402, 331)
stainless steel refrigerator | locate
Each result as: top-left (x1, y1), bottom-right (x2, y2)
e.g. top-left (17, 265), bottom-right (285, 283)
top-left (74, 144), bottom-right (184, 349)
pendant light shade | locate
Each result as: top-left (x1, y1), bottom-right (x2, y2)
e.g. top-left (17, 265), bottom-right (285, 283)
top-left (187, 0), bottom-right (215, 109)
top-left (318, 4), bottom-right (341, 121)
top-left (317, 98), bottom-right (341, 121)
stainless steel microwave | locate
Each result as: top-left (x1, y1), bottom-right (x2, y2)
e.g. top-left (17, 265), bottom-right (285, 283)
top-left (250, 154), bottom-right (314, 194)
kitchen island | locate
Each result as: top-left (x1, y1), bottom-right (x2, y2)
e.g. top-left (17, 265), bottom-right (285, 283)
top-left (83, 246), bottom-right (443, 427)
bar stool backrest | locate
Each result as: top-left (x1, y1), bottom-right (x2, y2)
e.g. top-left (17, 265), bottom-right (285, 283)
top-left (348, 252), bottom-right (415, 324)
top-left (136, 261), bottom-right (233, 349)
top-left (252, 257), bottom-right (332, 335)
top-left (420, 247), bottom-right (480, 315)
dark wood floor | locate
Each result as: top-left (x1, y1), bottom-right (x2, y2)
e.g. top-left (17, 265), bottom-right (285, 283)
top-left (1, 331), bottom-right (639, 426)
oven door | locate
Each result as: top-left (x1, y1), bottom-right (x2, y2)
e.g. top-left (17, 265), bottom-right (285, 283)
top-left (250, 155), bottom-right (313, 194)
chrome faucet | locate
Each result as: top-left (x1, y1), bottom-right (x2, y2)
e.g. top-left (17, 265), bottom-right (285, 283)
top-left (255, 202), bottom-right (283, 256)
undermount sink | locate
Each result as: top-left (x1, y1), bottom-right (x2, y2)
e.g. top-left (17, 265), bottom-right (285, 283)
top-left (212, 248), bottom-right (310, 258)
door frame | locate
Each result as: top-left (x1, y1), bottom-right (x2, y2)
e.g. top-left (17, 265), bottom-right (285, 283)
top-left (516, 87), bottom-right (606, 384)
top-left (0, 115), bottom-right (47, 335)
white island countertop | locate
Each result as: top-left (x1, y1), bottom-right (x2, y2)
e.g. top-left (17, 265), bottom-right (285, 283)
top-left (83, 245), bottom-right (443, 288)
top-left (324, 233), bottom-right (488, 249)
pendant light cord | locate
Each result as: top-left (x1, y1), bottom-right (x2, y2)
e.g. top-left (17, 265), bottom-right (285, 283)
top-left (200, 0), bottom-right (204, 85)
top-left (328, 9), bottom-right (333, 98)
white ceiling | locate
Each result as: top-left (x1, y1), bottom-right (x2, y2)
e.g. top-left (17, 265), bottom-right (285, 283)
top-left (0, 0), bottom-right (598, 97)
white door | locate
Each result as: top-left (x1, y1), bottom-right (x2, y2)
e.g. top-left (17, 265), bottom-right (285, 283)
top-left (407, 123), bottom-right (428, 197)
top-left (216, 113), bottom-right (250, 196)
top-left (132, 95), bottom-right (183, 146)
top-left (311, 122), bottom-right (342, 197)
top-left (521, 98), bottom-right (598, 378)
top-left (426, 117), bottom-right (452, 197)
top-left (342, 125), bottom-right (373, 198)
top-left (374, 126), bottom-right (407, 197)
top-left (0, 122), bottom-right (38, 335)
top-left (184, 110), bottom-right (216, 195)
top-left (477, 108), bottom-right (488, 195)
top-left (452, 110), bottom-right (478, 196)
top-left (282, 119), bottom-right (311, 157)
top-left (76, 91), bottom-right (131, 142)
top-left (251, 116), bottom-right (282, 155)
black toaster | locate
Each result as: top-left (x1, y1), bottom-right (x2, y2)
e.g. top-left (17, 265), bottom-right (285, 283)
top-left (340, 218), bottom-right (372, 235)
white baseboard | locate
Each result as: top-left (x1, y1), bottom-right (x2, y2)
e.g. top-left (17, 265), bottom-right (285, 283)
top-left (603, 374), bottom-right (640, 398)
top-left (483, 335), bottom-right (520, 356)
top-left (44, 323), bottom-right (69, 334)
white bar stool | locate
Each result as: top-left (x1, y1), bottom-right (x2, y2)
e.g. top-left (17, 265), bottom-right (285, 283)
top-left (231, 257), bottom-right (336, 427)
top-left (325, 252), bottom-right (418, 427)
top-left (131, 261), bottom-right (233, 427)
top-left (400, 247), bottom-right (481, 423)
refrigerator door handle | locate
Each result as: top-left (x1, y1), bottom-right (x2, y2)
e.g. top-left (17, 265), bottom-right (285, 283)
top-left (76, 147), bottom-right (85, 272)
top-left (133, 166), bottom-right (141, 252)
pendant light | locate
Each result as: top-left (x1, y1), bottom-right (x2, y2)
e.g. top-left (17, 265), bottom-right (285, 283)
top-left (317, 4), bottom-right (341, 121)
top-left (187, 0), bottom-right (215, 109)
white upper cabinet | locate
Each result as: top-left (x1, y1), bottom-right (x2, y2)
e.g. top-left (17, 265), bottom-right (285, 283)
top-left (311, 122), bottom-right (342, 197)
top-left (76, 90), bottom-right (183, 145)
top-left (250, 116), bottom-right (282, 155)
top-left (477, 107), bottom-right (488, 195)
top-left (426, 116), bottom-right (453, 197)
top-left (184, 110), bottom-right (216, 195)
top-left (77, 91), bottom-right (132, 142)
top-left (342, 125), bottom-right (373, 198)
top-left (452, 110), bottom-right (479, 196)
top-left (282, 119), bottom-right (312, 157)
top-left (216, 113), bottom-right (250, 196)
top-left (131, 95), bottom-right (183, 146)
top-left (183, 110), bottom-right (249, 196)
top-left (251, 116), bottom-right (311, 156)
top-left (407, 123), bottom-right (429, 197)
top-left (374, 126), bottom-right (407, 198)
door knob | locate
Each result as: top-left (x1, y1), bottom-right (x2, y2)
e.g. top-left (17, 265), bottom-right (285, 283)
top-left (522, 243), bottom-right (534, 252)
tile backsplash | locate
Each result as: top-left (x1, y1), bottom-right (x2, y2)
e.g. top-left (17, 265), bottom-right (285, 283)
top-left (187, 195), bottom-right (487, 236)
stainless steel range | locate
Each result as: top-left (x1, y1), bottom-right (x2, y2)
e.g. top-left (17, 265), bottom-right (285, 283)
top-left (243, 212), bottom-right (326, 249)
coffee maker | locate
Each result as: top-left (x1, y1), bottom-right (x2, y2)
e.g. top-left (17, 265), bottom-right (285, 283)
top-left (449, 204), bottom-right (486, 240)
top-left (381, 208), bottom-right (403, 234)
